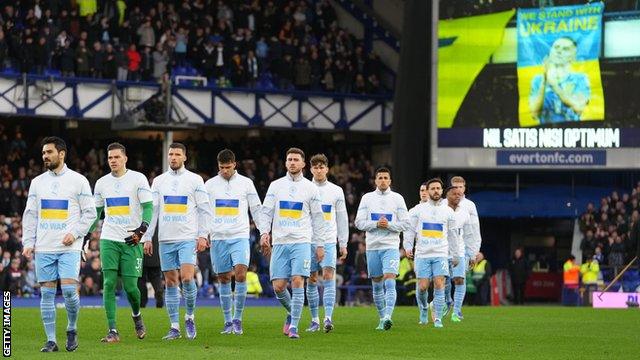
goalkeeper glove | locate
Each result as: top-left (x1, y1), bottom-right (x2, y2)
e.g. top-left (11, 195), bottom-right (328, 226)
top-left (82, 233), bottom-right (92, 262)
top-left (125, 221), bottom-right (149, 246)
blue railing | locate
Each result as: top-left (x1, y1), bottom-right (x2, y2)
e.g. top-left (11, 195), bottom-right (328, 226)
top-left (0, 72), bottom-right (393, 132)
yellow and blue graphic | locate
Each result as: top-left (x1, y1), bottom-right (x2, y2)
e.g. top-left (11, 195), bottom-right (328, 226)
top-left (105, 197), bottom-right (130, 216)
top-left (40, 199), bottom-right (69, 220)
top-left (438, 10), bottom-right (515, 128)
top-left (517, 2), bottom-right (604, 126)
top-left (321, 205), bottom-right (332, 221)
top-left (215, 199), bottom-right (240, 216)
top-left (279, 201), bottom-right (303, 219)
top-left (164, 195), bottom-right (188, 213)
top-left (370, 213), bottom-right (393, 221)
top-left (421, 223), bottom-right (444, 238)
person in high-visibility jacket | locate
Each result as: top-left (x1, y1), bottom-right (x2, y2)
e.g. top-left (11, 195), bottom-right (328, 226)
top-left (471, 252), bottom-right (491, 305)
top-left (246, 267), bottom-right (263, 297)
top-left (563, 255), bottom-right (580, 288)
top-left (580, 256), bottom-right (600, 285)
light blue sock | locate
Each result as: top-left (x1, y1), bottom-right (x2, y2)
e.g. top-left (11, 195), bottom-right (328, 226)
top-left (182, 280), bottom-right (197, 317)
top-left (219, 282), bottom-right (232, 323)
top-left (233, 281), bottom-right (247, 321)
top-left (290, 287), bottom-right (305, 330)
top-left (306, 282), bottom-right (319, 321)
top-left (61, 284), bottom-right (79, 331)
top-left (434, 287), bottom-right (445, 321)
top-left (383, 279), bottom-right (397, 319)
top-left (323, 279), bottom-right (336, 320)
top-left (444, 277), bottom-right (453, 304)
top-left (454, 283), bottom-right (466, 314)
top-left (371, 280), bottom-right (386, 319)
top-left (40, 287), bottom-right (57, 342)
top-left (166, 286), bottom-right (180, 327)
top-left (416, 283), bottom-right (428, 311)
top-left (275, 289), bottom-right (292, 313)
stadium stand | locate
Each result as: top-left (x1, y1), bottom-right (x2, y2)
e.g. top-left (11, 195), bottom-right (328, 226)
top-left (0, 0), bottom-right (389, 94)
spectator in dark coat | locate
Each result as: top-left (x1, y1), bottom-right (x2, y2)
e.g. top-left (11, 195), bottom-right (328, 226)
top-left (508, 248), bottom-right (529, 305)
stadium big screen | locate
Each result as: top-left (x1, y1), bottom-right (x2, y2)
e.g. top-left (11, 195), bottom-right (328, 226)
top-left (431, 1), bottom-right (640, 169)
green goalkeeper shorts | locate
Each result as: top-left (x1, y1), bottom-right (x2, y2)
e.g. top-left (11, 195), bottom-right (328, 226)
top-left (100, 239), bottom-right (143, 277)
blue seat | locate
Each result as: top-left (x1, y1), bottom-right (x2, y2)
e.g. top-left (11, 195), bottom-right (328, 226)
top-left (2, 66), bottom-right (19, 75)
top-left (44, 68), bottom-right (61, 77)
top-left (186, 66), bottom-right (199, 76)
top-left (173, 66), bottom-right (187, 76)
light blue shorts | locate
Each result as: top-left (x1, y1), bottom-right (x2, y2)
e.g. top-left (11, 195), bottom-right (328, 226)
top-left (212, 238), bottom-right (250, 274)
top-left (270, 243), bottom-right (311, 280)
top-left (415, 257), bottom-right (449, 279)
top-left (366, 249), bottom-right (400, 278)
top-left (310, 243), bottom-right (337, 272)
top-left (35, 251), bottom-right (81, 282)
top-left (159, 240), bottom-right (197, 271)
top-left (450, 256), bottom-right (467, 279)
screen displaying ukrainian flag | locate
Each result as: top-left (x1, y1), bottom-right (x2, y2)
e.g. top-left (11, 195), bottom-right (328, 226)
top-left (421, 223), bottom-right (444, 238)
top-left (164, 195), bottom-right (188, 214)
top-left (321, 205), bottom-right (332, 221)
top-left (215, 199), bottom-right (240, 216)
top-left (106, 197), bottom-right (130, 216)
top-left (517, 3), bottom-right (605, 126)
top-left (40, 199), bottom-right (69, 220)
top-left (279, 201), bottom-right (303, 219)
top-left (370, 213), bottom-right (393, 221)
top-left (438, 9), bottom-right (515, 128)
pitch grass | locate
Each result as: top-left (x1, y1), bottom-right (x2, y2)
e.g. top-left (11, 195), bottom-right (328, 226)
top-left (9, 306), bottom-right (639, 359)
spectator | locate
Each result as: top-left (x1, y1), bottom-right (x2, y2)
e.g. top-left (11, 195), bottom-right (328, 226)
top-left (580, 229), bottom-right (597, 261)
top-left (508, 248), bottom-right (528, 305)
top-left (472, 252), bottom-right (492, 305)
top-left (214, 43), bottom-right (227, 79)
top-left (127, 44), bottom-right (141, 81)
top-left (200, 40), bottom-right (217, 80)
top-left (75, 40), bottom-right (92, 77)
top-left (59, 39), bottom-right (76, 77)
top-left (140, 45), bottom-right (153, 81)
top-left (91, 41), bottom-right (104, 78)
top-left (246, 50), bottom-right (259, 88)
top-left (174, 27), bottom-right (188, 67)
top-left (81, 276), bottom-right (100, 296)
top-left (278, 54), bottom-right (294, 90)
top-left (230, 53), bottom-right (246, 87)
top-left (137, 18), bottom-right (155, 49)
top-left (608, 235), bottom-right (626, 269)
top-left (152, 43), bottom-right (170, 82)
top-left (23, 260), bottom-right (37, 296)
top-left (103, 43), bottom-right (118, 79)
top-left (4, 257), bottom-right (24, 295)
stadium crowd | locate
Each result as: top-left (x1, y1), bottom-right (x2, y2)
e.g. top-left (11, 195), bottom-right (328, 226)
top-left (0, 124), bottom-right (418, 302)
top-left (578, 188), bottom-right (640, 270)
top-left (0, 0), bottom-right (387, 94)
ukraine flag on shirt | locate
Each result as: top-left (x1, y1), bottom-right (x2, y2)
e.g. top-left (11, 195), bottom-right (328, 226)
top-left (321, 205), bottom-right (332, 221)
top-left (371, 213), bottom-right (393, 221)
top-left (215, 199), bottom-right (240, 216)
top-left (40, 199), bottom-right (69, 220)
top-left (106, 197), bottom-right (130, 215)
top-left (164, 195), bottom-right (188, 213)
top-left (422, 223), bottom-right (444, 238)
top-left (279, 201), bottom-right (303, 219)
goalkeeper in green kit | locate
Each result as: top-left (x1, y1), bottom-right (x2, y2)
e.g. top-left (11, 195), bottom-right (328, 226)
top-left (87, 142), bottom-right (154, 342)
